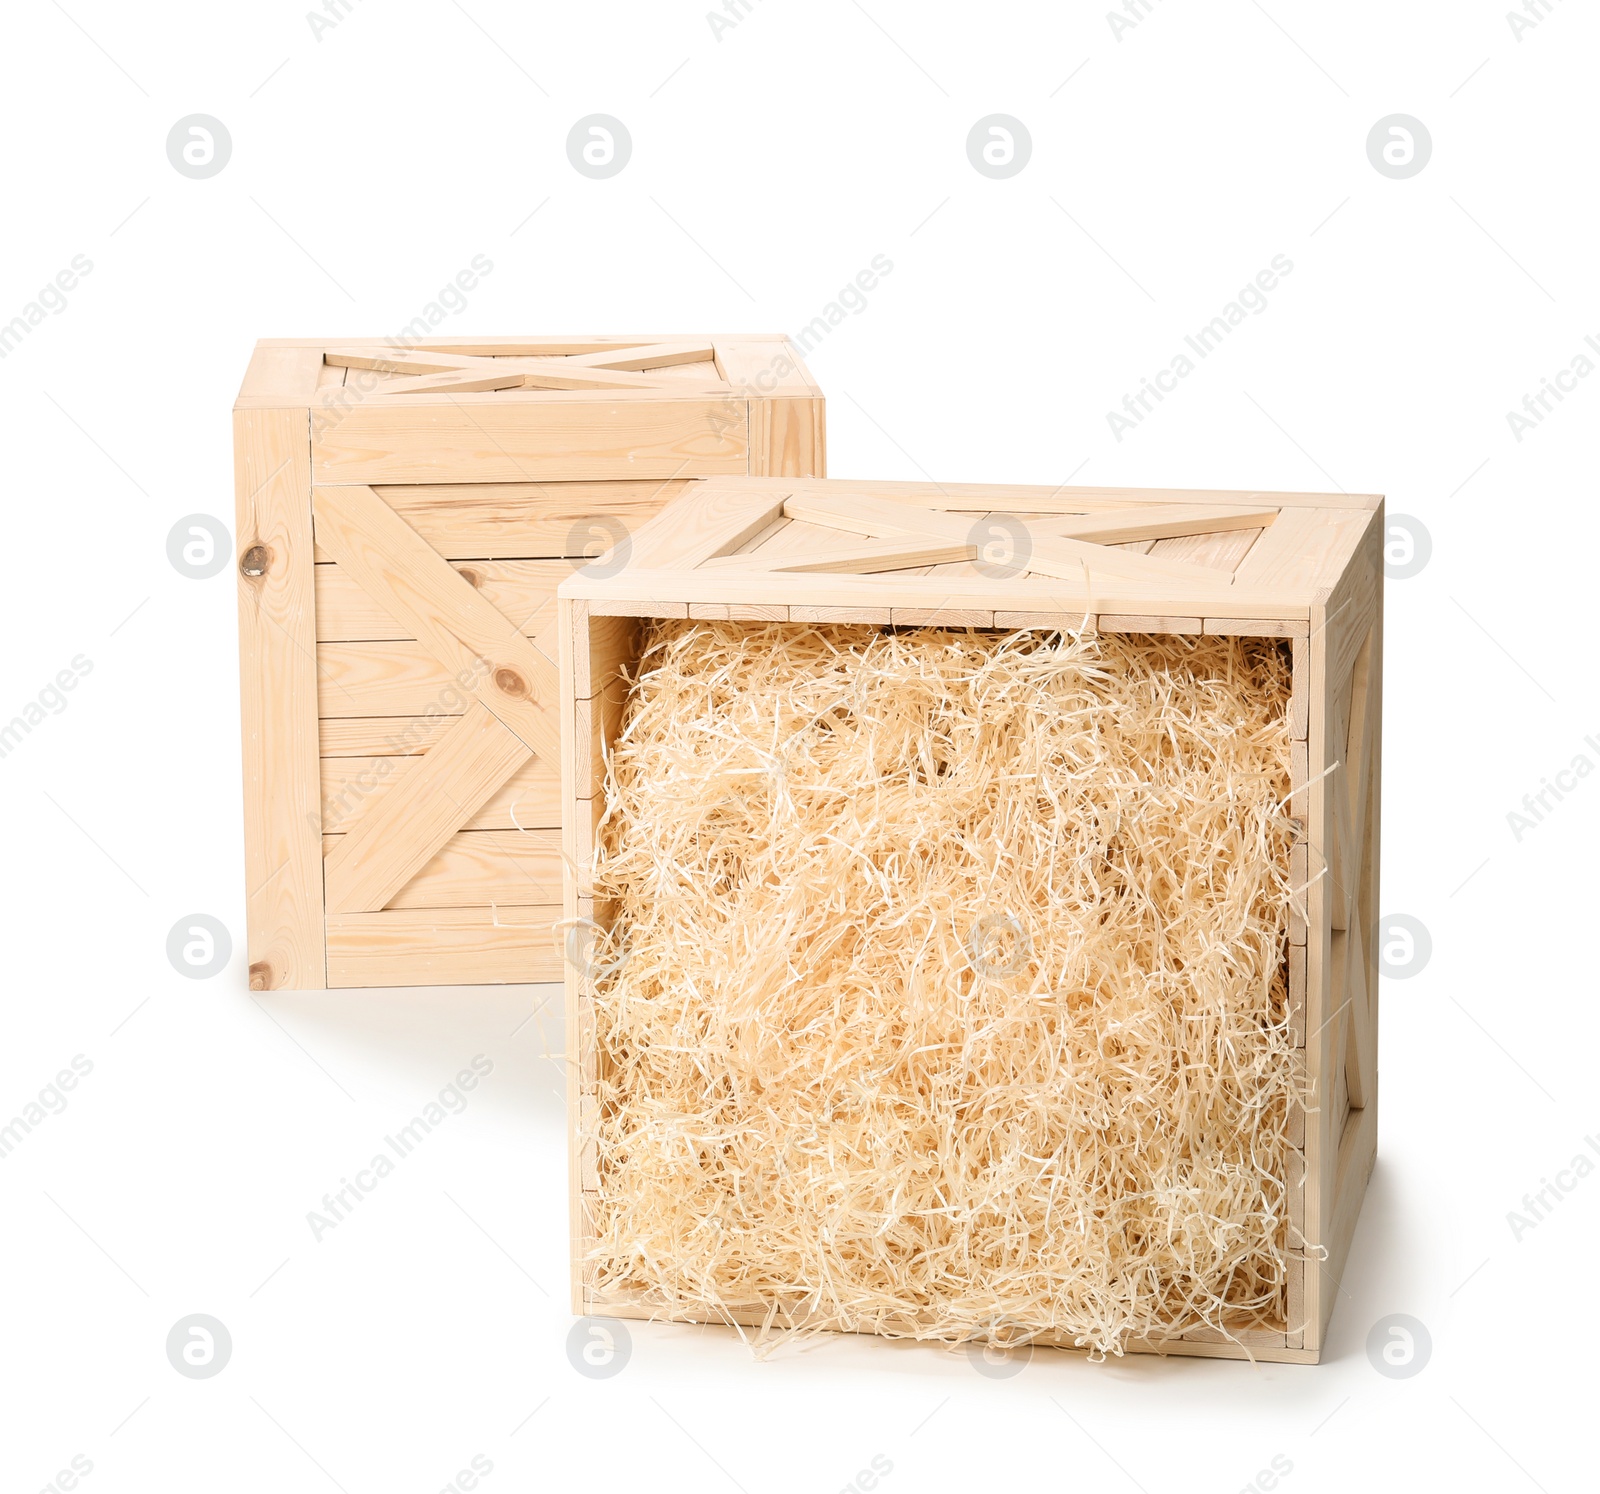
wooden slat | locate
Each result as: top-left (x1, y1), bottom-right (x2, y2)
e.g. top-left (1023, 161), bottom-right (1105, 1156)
top-left (573, 609), bottom-right (638, 701)
top-left (311, 481), bottom-right (691, 563)
top-left (566, 566), bottom-right (1312, 621)
top-left (346, 362), bottom-right (727, 398)
top-left (326, 905), bottom-right (562, 986)
top-left (324, 829), bottom-right (563, 909)
top-left (319, 713), bottom-right (461, 757)
top-left (1205, 617), bottom-right (1308, 638)
top-left (1288, 942), bottom-right (1306, 1046)
top-left (1149, 528), bottom-right (1263, 572)
top-left (711, 338), bottom-right (820, 394)
top-left (1342, 919), bottom-right (1371, 1109)
top-left (365, 367), bottom-right (531, 397)
top-left (317, 641), bottom-right (463, 718)
top-left (323, 703), bottom-right (533, 914)
top-left (325, 348), bottom-right (491, 376)
top-left (1047, 505), bottom-right (1278, 545)
top-left (624, 482), bottom-right (790, 570)
top-left (236, 406), bottom-right (325, 990)
top-left (572, 678), bottom-right (628, 802)
top-left (322, 752), bottom-right (558, 833)
top-left (561, 596), bottom-right (609, 1310)
top-left (312, 399), bottom-right (749, 484)
top-left (1303, 573), bottom-right (1337, 1354)
top-left (316, 558), bottom-right (576, 641)
top-left (312, 485), bottom-right (562, 763)
top-left (514, 358), bottom-right (724, 393)
top-left (750, 397), bottom-right (826, 477)
top-left (566, 340), bottom-right (716, 371)
top-left (704, 535), bottom-right (976, 574)
top-left (1099, 614), bottom-right (1202, 634)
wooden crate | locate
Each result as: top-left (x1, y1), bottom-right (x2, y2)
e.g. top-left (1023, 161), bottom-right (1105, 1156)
top-left (558, 476), bottom-right (1383, 1364)
top-left (235, 336), bottom-right (824, 990)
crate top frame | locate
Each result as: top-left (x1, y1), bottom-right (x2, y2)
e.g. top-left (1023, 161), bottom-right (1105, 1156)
top-left (234, 336), bottom-right (823, 487)
top-left (557, 476), bottom-right (1384, 628)
top-left (234, 335), bottom-right (819, 410)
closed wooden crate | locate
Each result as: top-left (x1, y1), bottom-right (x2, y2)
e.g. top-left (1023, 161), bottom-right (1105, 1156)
top-left (235, 337), bottom-right (824, 990)
top-left (559, 476), bottom-right (1383, 1363)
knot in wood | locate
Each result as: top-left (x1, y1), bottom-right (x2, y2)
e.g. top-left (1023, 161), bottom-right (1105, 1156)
top-left (240, 544), bottom-right (271, 578)
top-left (494, 667), bottom-right (529, 699)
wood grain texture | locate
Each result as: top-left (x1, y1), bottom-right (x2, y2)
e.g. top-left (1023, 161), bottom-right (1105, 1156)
top-left (235, 345), bottom-right (325, 406)
top-left (323, 703), bottom-right (532, 914)
top-left (326, 905), bottom-right (562, 987)
top-left (324, 828), bottom-right (563, 909)
top-left (566, 566), bottom-right (1313, 621)
top-left (1045, 505), bottom-right (1279, 545)
top-left (316, 640), bottom-right (468, 718)
top-left (312, 485), bottom-right (562, 763)
top-left (316, 558), bottom-right (577, 641)
top-left (319, 713), bottom-right (461, 757)
top-left (322, 753), bottom-right (559, 832)
top-left (750, 397), bottom-right (825, 477)
top-left (311, 399), bottom-right (750, 484)
top-left (236, 406), bottom-right (325, 990)
top-left (311, 481), bottom-right (693, 563)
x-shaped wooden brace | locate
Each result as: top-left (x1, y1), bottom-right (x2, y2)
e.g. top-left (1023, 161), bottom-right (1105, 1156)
top-left (323, 341), bottom-right (724, 397)
top-left (698, 489), bottom-right (1280, 586)
top-left (313, 484), bottom-right (563, 914)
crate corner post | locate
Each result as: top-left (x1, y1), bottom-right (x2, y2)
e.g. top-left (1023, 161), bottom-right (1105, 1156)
top-left (234, 346), bottom-right (327, 992)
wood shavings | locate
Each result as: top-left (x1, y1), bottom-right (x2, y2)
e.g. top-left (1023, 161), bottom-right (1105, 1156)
top-left (584, 621), bottom-right (1300, 1358)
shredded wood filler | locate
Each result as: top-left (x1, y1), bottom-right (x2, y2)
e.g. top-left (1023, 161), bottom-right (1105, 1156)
top-left (584, 621), bottom-right (1299, 1357)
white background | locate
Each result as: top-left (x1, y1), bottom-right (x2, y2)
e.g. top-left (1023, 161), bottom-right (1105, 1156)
top-left (2, 2), bottom-right (1596, 1490)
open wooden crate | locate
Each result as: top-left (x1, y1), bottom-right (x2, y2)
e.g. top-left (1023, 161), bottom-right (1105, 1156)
top-left (559, 476), bottom-right (1383, 1363)
top-left (234, 336), bottom-right (823, 990)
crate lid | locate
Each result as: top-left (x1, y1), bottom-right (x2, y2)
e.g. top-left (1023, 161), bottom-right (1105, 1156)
top-left (559, 476), bottom-right (1383, 627)
top-left (234, 336), bottom-right (818, 409)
